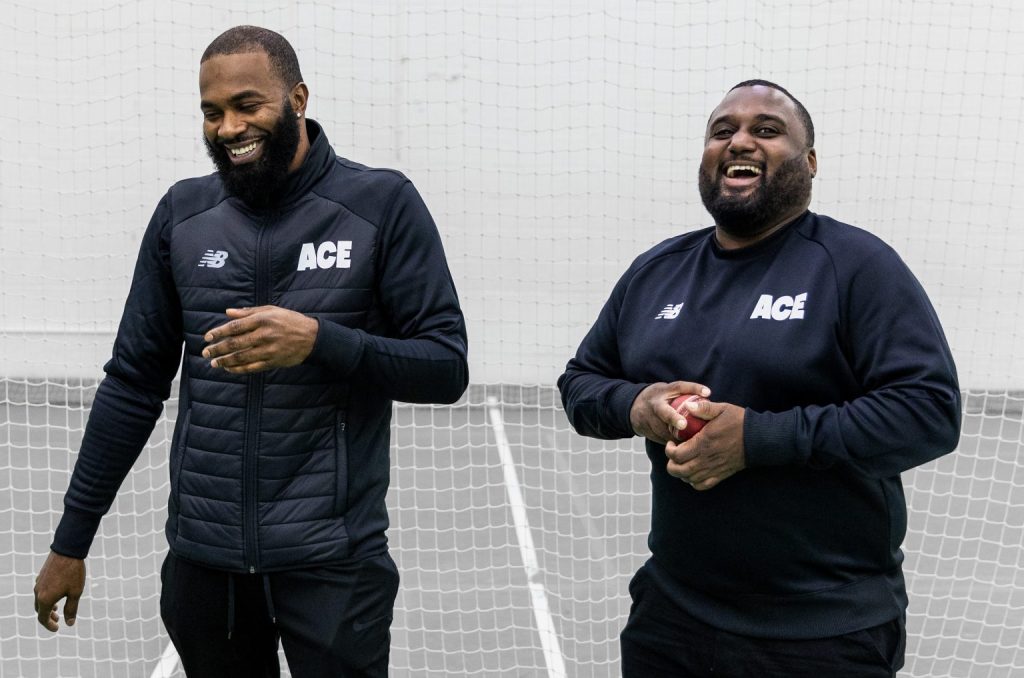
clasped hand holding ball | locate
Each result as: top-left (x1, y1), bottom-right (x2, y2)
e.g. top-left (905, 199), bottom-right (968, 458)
top-left (629, 382), bottom-right (747, 491)
top-left (669, 394), bottom-right (708, 442)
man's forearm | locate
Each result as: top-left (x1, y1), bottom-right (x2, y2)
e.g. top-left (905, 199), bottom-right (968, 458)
top-left (52, 375), bottom-right (165, 558)
top-left (308, 319), bottom-right (468, 404)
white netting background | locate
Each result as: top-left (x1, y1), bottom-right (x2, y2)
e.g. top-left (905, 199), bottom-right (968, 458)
top-left (1, 1), bottom-right (1021, 677)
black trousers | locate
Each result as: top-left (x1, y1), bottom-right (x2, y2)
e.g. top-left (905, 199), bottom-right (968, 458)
top-left (160, 550), bottom-right (400, 678)
top-left (620, 566), bottom-right (906, 678)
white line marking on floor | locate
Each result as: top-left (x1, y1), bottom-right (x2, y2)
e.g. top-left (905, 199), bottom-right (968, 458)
top-left (150, 640), bottom-right (179, 678)
top-left (487, 396), bottom-right (567, 678)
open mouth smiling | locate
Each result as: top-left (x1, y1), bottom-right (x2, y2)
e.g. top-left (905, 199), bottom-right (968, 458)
top-left (721, 162), bottom-right (763, 189)
top-left (724, 164), bottom-right (762, 179)
top-left (224, 138), bottom-right (264, 163)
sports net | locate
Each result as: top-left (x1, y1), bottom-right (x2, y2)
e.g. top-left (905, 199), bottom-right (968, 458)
top-left (2, 1), bottom-right (1022, 677)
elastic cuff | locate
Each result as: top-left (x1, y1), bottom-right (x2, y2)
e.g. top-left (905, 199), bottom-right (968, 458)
top-left (743, 408), bottom-right (801, 467)
top-left (305, 318), bottom-right (365, 377)
top-left (51, 507), bottom-right (104, 559)
top-left (612, 382), bottom-right (649, 439)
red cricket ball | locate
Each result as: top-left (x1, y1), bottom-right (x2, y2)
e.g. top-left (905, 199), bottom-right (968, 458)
top-left (669, 394), bottom-right (707, 442)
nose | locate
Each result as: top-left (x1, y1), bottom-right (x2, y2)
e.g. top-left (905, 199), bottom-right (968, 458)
top-left (217, 110), bottom-right (246, 142)
top-left (727, 128), bottom-right (756, 154)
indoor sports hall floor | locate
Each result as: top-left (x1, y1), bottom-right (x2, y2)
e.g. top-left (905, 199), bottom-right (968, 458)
top-left (1, 391), bottom-right (1021, 677)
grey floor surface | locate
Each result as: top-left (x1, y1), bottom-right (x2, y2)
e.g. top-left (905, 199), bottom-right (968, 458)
top-left (1, 397), bottom-right (1021, 677)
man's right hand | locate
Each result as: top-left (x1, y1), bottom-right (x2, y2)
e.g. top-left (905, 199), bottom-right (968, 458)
top-left (630, 381), bottom-right (711, 444)
top-left (34, 551), bottom-right (86, 632)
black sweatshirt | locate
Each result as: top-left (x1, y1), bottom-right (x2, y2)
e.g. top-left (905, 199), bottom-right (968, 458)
top-left (52, 121), bottom-right (468, 570)
top-left (558, 211), bottom-right (960, 639)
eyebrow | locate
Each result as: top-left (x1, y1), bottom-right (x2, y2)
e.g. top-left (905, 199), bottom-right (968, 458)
top-left (200, 90), bottom-right (267, 109)
top-left (709, 112), bottom-right (789, 128)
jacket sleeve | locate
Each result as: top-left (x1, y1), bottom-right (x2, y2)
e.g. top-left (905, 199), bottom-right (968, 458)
top-left (305, 181), bottom-right (468, 404)
top-left (743, 246), bottom-right (961, 478)
top-left (557, 269), bottom-right (647, 440)
top-left (51, 195), bottom-right (184, 558)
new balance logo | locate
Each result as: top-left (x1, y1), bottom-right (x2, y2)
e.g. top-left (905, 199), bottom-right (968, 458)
top-left (297, 241), bottom-right (353, 271)
top-left (655, 303), bottom-right (684, 320)
top-left (198, 250), bottom-right (228, 268)
top-left (750, 293), bottom-right (807, 321)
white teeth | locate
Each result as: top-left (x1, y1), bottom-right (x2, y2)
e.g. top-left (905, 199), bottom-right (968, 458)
top-left (726, 164), bottom-right (762, 178)
top-left (229, 141), bottom-right (258, 156)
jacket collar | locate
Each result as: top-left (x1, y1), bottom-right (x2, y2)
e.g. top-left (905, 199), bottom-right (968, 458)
top-left (272, 119), bottom-right (335, 207)
top-left (227, 118), bottom-right (335, 213)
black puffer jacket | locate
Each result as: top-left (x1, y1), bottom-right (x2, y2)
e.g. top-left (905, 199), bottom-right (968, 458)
top-left (53, 121), bottom-right (468, 572)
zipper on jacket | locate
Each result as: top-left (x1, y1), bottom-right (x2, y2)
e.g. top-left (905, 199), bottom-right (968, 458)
top-left (243, 216), bottom-right (273, 572)
top-left (243, 371), bottom-right (264, 572)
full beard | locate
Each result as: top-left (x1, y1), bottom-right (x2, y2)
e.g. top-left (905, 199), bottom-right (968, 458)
top-left (204, 100), bottom-right (301, 209)
top-left (698, 154), bottom-right (812, 240)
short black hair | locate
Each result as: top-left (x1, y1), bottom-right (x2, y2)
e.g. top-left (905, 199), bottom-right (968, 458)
top-left (729, 79), bottom-right (815, 148)
top-left (201, 26), bottom-right (303, 90)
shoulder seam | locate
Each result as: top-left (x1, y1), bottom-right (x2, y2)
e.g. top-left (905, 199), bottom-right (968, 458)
top-left (630, 232), bottom-right (709, 277)
top-left (309, 161), bottom-right (410, 229)
top-left (168, 178), bottom-right (233, 226)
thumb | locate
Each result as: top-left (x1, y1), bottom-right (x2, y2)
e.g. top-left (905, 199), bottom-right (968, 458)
top-left (686, 397), bottom-right (718, 421)
top-left (64, 591), bottom-right (81, 626)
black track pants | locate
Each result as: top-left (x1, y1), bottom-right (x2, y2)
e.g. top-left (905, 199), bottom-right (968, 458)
top-left (620, 565), bottom-right (906, 678)
top-left (160, 551), bottom-right (400, 678)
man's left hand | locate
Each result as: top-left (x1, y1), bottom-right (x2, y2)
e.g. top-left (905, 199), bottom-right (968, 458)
top-left (203, 306), bottom-right (319, 374)
top-left (665, 400), bottom-right (746, 491)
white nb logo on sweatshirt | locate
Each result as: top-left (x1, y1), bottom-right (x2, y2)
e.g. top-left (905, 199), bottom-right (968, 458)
top-left (750, 293), bottom-right (807, 321)
top-left (198, 250), bottom-right (229, 268)
top-left (655, 303), bottom-right (684, 320)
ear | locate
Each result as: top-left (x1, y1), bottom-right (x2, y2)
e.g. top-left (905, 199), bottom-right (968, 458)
top-left (807, 147), bottom-right (817, 178)
top-left (290, 82), bottom-right (309, 118)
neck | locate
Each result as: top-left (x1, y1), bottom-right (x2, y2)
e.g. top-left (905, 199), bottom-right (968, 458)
top-left (715, 203), bottom-right (808, 250)
top-left (287, 120), bottom-right (311, 173)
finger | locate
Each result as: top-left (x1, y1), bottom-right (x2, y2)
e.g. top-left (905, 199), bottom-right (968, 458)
top-left (668, 468), bottom-right (698, 489)
top-left (664, 439), bottom-right (679, 459)
top-left (663, 438), bottom-right (704, 464)
top-left (666, 381), bottom-right (712, 399)
top-left (33, 587), bottom-right (49, 616)
top-left (223, 360), bottom-right (271, 375)
top-left (667, 455), bottom-right (703, 480)
top-left (37, 598), bottom-right (58, 631)
top-left (666, 459), bottom-right (688, 480)
top-left (204, 314), bottom-right (263, 343)
top-left (684, 397), bottom-right (718, 422)
top-left (225, 306), bottom-right (271, 319)
top-left (64, 593), bottom-right (80, 626)
top-left (692, 476), bottom-right (720, 491)
top-left (211, 345), bottom-right (270, 370)
top-left (206, 341), bottom-right (243, 364)
top-left (205, 339), bottom-right (248, 362)
top-left (204, 340), bottom-right (232, 361)
top-left (689, 457), bottom-right (743, 487)
top-left (206, 331), bottom-right (265, 361)
top-left (665, 438), bottom-right (700, 465)
top-left (656, 400), bottom-right (689, 432)
top-left (678, 450), bottom-right (726, 482)
top-left (660, 384), bottom-right (711, 428)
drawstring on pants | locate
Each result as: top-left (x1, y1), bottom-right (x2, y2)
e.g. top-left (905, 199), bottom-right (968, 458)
top-left (225, 570), bottom-right (277, 640)
top-left (262, 574), bottom-right (277, 625)
top-left (227, 574), bottom-right (236, 640)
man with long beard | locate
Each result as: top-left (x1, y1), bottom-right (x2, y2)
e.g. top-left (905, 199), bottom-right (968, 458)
top-left (559, 81), bottom-right (960, 677)
top-left (33, 26), bottom-right (468, 678)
